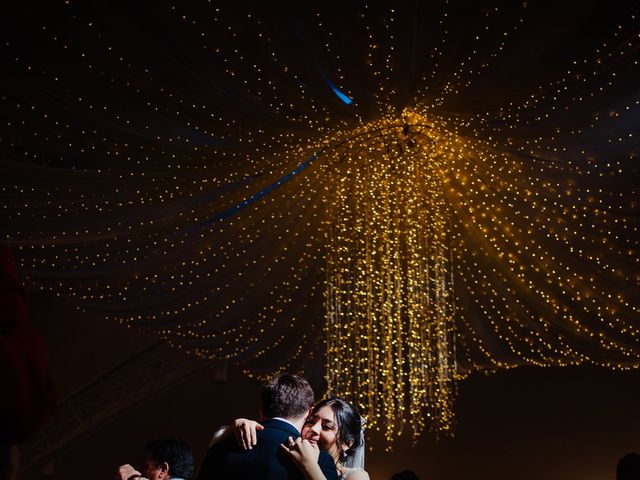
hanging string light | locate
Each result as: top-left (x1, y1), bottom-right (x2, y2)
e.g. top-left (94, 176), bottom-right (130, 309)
top-left (323, 111), bottom-right (457, 441)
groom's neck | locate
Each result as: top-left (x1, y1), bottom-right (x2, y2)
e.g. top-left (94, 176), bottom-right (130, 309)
top-left (288, 414), bottom-right (307, 432)
top-left (273, 414), bottom-right (306, 433)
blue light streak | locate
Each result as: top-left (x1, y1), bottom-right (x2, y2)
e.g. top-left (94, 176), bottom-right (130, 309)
top-left (200, 149), bottom-right (324, 226)
top-left (328, 81), bottom-right (353, 105)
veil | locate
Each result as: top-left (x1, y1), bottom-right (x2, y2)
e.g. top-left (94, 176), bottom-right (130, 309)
top-left (343, 416), bottom-right (366, 470)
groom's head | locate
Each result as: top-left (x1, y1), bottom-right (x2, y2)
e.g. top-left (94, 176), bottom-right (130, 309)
top-left (261, 374), bottom-right (314, 422)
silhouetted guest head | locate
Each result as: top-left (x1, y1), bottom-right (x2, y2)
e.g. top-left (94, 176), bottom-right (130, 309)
top-left (617, 453), bottom-right (640, 480)
top-left (391, 471), bottom-right (421, 480)
top-left (144, 438), bottom-right (193, 480)
top-left (261, 373), bottom-right (314, 420)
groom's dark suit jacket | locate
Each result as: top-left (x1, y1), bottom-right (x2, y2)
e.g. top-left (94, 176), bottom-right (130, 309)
top-left (197, 418), bottom-right (337, 480)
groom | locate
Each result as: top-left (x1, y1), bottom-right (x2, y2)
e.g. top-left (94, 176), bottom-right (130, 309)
top-left (197, 374), bottom-right (337, 480)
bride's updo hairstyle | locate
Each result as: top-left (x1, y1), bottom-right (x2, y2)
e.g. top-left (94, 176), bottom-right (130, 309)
top-left (313, 397), bottom-right (363, 461)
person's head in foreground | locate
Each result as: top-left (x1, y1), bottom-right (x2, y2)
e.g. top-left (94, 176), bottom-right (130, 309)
top-left (391, 471), bottom-right (421, 480)
top-left (302, 397), bottom-right (364, 466)
top-left (617, 452), bottom-right (640, 480)
top-left (261, 373), bottom-right (315, 422)
top-left (143, 438), bottom-right (193, 480)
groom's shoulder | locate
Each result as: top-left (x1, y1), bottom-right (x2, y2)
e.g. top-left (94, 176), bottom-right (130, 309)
top-left (205, 434), bottom-right (241, 457)
top-left (318, 449), bottom-right (333, 462)
top-left (318, 450), bottom-right (338, 480)
top-left (196, 436), bottom-right (240, 480)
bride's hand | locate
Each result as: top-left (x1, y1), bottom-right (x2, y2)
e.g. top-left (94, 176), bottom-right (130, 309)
top-left (281, 436), bottom-right (320, 471)
top-left (233, 418), bottom-right (264, 450)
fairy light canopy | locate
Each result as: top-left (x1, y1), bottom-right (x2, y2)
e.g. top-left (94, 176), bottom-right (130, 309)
top-left (2, 0), bottom-right (639, 442)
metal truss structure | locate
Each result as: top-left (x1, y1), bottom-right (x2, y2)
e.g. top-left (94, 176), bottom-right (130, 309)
top-left (19, 341), bottom-right (226, 474)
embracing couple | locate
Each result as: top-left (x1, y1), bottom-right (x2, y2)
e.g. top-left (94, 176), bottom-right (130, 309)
top-left (197, 374), bottom-right (369, 480)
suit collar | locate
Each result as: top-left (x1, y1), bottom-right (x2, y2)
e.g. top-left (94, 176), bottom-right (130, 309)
top-left (271, 417), bottom-right (301, 431)
top-left (262, 417), bottom-right (301, 436)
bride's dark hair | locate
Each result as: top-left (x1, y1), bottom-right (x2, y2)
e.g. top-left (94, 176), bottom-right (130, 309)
top-left (312, 397), bottom-right (363, 461)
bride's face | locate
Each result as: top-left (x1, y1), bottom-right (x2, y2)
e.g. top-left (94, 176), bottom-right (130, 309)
top-left (301, 405), bottom-right (341, 461)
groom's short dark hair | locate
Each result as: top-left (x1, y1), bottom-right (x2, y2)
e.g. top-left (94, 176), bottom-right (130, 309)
top-left (261, 374), bottom-right (314, 419)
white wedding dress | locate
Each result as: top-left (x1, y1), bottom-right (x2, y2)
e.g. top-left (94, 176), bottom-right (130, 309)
top-left (340, 466), bottom-right (367, 479)
top-left (339, 441), bottom-right (368, 479)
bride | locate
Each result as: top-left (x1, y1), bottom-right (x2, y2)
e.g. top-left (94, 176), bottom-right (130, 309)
top-left (214, 397), bottom-right (370, 480)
